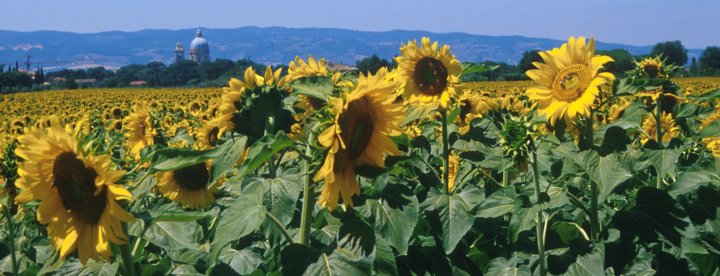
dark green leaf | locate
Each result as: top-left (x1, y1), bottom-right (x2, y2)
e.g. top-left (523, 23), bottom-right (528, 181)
top-left (236, 133), bottom-right (293, 179)
top-left (303, 243), bottom-right (374, 276)
top-left (645, 148), bottom-right (681, 179)
top-left (209, 181), bottom-right (266, 271)
top-left (425, 189), bottom-right (475, 254)
top-left (210, 136), bottom-right (248, 185)
top-left (476, 187), bottom-right (514, 218)
top-left (359, 194), bottom-right (418, 255)
top-left (587, 153), bottom-right (633, 203)
top-left (150, 147), bottom-right (223, 171)
top-left (219, 248), bottom-right (263, 275)
top-left (289, 76), bottom-right (334, 101)
top-left (460, 63), bottom-right (499, 76)
top-left (144, 221), bottom-right (200, 250)
top-left (485, 257), bottom-right (531, 276)
top-left (78, 260), bottom-right (119, 276)
top-left (699, 120), bottom-right (720, 138)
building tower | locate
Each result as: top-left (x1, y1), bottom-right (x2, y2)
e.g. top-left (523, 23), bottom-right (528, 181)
top-left (175, 43), bottom-right (185, 63)
top-left (189, 29), bottom-right (210, 63)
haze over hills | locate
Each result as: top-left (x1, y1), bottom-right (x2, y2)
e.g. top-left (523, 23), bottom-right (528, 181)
top-left (0, 26), bottom-right (703, 71)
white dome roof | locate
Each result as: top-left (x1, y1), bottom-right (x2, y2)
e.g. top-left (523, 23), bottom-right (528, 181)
top-left (189, 29), bottom-right (209, 51)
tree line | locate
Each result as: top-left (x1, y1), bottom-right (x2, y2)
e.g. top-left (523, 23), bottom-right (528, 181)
top-left (1, 40), bottom-right (719, 94)
top-left (355, 41), bottom-right (720, 81)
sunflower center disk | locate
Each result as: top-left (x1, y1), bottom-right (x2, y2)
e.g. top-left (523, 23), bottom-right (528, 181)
top-left (340, 97), bottom-right (374, 160)
top-left (459, 99), bottom-right (472, 121)
top-left (208, 127), bottom-right (220, 146)
top-left (552, 65), bottom-right (589, 102)
top-left (413, 57), bottom-right (448, 96)
top-left (52, 152), bottom-right (107, 224)
top-left (172, 163), bottom-right (210, 191)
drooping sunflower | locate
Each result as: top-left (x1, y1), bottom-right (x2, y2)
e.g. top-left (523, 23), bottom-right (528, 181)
top-left (154, 160), bottom-right (220, 209)
top-left (395, 37), bottom-right (462, 110)
top-left (124, 104), bottom-right (157, 159)
top-left (14, 118), bottom-right (133, 264)
top-left (313, 70), bottom-right (405, 210)
top-left (640, 112), bottom-right (681, 145)
top-left (218, 66), bottom-right (294, 142)
top-left (525, 37), bottom-right (615, 126)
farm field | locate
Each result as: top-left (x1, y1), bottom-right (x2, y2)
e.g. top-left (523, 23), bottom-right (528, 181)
top-left (1, 38), bottom-right (720, 275)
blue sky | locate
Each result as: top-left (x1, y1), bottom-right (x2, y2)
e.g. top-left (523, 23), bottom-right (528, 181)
top-left (2, 0), bottom-right (718, 48)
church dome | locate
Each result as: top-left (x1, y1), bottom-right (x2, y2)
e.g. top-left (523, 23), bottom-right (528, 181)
top-left (189, 29), bottom-right (209, 51)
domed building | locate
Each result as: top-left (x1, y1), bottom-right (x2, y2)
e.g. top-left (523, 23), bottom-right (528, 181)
top-left (188, 29), bottom-right (210, 63)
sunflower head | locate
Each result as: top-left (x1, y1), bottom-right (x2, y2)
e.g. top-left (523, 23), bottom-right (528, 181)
top-left (155, 160), bottom-right (220, 209)
top-left (195, 117), bottom-right (222, 149)
top-left (218, 66), bottom-right (295, 143)
top-left (636, 56), bottom-right (665, 78)
top-left (499, 116), bottom-right (532, 161)
top-left (526, 37), bottom-right (615, 126)
top-left (124, 103), bottom-right (157, 159)
top-left (641, 112), bottom-right (681, 145)
top-left (14, 118), bottom-right (133, 264)
top-left (395, 37), bottom-right (461, 111)
top-left (281, 55), bottom-right (330, 85)
top-left (313, 69), bottom-right (405, 210)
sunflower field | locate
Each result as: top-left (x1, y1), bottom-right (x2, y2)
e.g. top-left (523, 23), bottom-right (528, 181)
top-left (1, 37), bottom-right (720, 275)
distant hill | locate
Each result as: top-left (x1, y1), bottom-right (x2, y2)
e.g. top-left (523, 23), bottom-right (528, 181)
top-left (0, 26), bottom-right (704, 71)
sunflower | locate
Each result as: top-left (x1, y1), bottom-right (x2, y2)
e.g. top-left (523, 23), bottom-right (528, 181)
top-left (395, 37), bottom-right (461, 110)
top-left (605, 99), bottom-right (632, 123)
top-left (218, 66), bottom-right (293, 142)
top-left (154, 161), bottom-right (220, 209)
top-left (111, 119), bottom-right (124, 132)
top-left (313, 70), bottom-right (405, 210)
top-left (195, 117), bottom-right (222, 149)
top-left (282, 55), bottom-right (330, 85)
top-left (13, 118), bottom-right (133, 264)
top-left (124, 104), bottom-right (157, 159)
top-left (701, 111), bottom-right (720, 158)
top-left (636, 56), bottom-right (665, 78)
top-left (525, 37), bottom-right (615, 126)
top-left (456, 90), bottom-right (497, 134)
top-left (641, 112), bottom-right (681, 145)
top-left (442, 151), bottom-right (460, 192)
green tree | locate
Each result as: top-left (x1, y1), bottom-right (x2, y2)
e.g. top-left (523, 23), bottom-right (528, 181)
top-left (115, 64), bottom-right (145, 85)
top-left (201, 59), bottom-right (235, 81)
top-left (87, 66), bottom-right (114, 80)
top-left (597, 49), bottom-right (635, 76)
top-left (164, 60), bottom-right (200, 86)
top-left (699, 46), bottom-right (720, 75)
top-left (356, 54), bottom-right (391, 74)
top-left (517, 50), bottom-right (542, 77)
top-left (136, 62), bottom-right (167, 86)
top-left (650, 40), bottom-right (688, 67)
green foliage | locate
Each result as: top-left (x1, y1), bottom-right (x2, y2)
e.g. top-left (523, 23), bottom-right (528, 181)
top-left (651, 40), bottom-right (688, 67)
top-left (356, 54), bottom-right (392, 75)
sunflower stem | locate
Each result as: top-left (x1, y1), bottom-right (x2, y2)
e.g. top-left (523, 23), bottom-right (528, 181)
top-left (299, 137), bottom-right (315, 245)
top-left (531, 150), bottom-right (547, 276)
top-left (655, 97), bottom-right (664, 189)
top-left (502, 169), bottom-right (509, 187)
top-left (266, 211), bottom-right (294, 243)
top-left (265, 118), bottom-right (277, 178)
top-left (440, 110), bottom-right (450, 194)
top-left (120, 222), bottom-right (136, 276)
top-left (590, 180), bottom-right (600, 242)
top-left (3, 199), bottom-right (18, 276)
